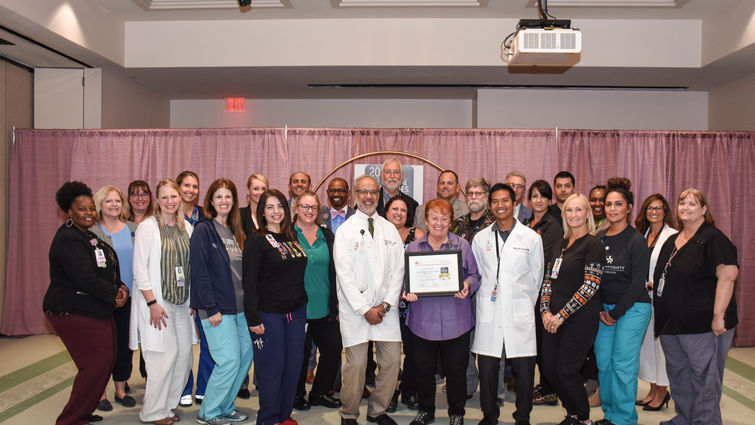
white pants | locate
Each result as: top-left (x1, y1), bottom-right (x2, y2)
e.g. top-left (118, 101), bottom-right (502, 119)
top-left (139, 300), bottom-right (194, 422)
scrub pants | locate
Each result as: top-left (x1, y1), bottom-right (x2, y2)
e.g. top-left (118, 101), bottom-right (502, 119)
top-left (594, 302), bottom-right (651, 425)
top-left (199, 312), bottom-right (253, 421)
top-left (253, 306), bottom-right (306, 425)
top-left (183, 314), bottom-right (215, 398)
top-left (660, 328), bottom-right (734, 425)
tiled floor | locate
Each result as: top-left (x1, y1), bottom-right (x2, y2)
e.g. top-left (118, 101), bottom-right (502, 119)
top-left (1, 334), bottom-right (754, 425)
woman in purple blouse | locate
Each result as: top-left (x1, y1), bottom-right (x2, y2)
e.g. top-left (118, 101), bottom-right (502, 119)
top-left (403, 198), bottom-right (480, 425)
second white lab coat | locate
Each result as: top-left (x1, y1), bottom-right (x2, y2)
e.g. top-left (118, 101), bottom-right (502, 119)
top-left (471, 220), bottom-right (544, 359)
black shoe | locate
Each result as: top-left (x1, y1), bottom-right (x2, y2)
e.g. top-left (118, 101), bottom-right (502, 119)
top-left (96, 399), bottom-right (113, 412)
top-left (366, 414), bottom-right (398, 425)
top-left (402, 394), bottom-right (419, 410)
top-left (449, 415), bottom-right (463, 425)
top-left (341, 418), bottom-right (359, 425)
top-left (237, 388), bottom-right (251, 399)
top-left (514, 420), bottom-right (531, 425)
top-left (477, 417), bottom-right (496, 425)
top-left (309, 393), bottom-right (342, 408)
top-left (642, 393), bottom-right (671, 411)
top-left (89, 414), bottom-right (103, 423)
top-left (294, 395), bottom-right (311, 410)
top-left (409, 410), bottom-right (435, 425)
top-left (114, 394), bottom-right (136, 408)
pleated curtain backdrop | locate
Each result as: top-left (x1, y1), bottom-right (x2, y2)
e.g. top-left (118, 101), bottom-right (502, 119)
top-left (2, 128), bottom-right (753, 345)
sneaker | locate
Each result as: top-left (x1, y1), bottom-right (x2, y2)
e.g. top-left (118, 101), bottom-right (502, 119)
top-left (96, 399), bottom-right (113, 412)
top-left (196, 416), bottom-right (232, 425)
top-left (180, 394), bottom-right (194, 406)
top-left (409, 410), bottom-right (435, 425)
top-left (196, 394), bottom-right (205, 405)
top-left (224, 410), bottom-right (248, 422)
top-left (281, 419), bottom-right (298, 425)
top-left (449, 415), bottom-right (463, 425)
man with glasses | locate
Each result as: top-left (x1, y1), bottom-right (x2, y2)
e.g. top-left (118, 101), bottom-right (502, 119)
top-left (415, 170), bottom-right (470, 232)
top-left (376, 158), bottom-right (418, 220)
top-left (505, 171), bottom-right (531, 223)
top-left (334, 175), bottom-right (405, 425)
top-left (321, 177), bottom-right (355, 234)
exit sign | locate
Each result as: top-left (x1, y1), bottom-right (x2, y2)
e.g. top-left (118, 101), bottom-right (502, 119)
top-left (225, 97), bottom-right (245, 112)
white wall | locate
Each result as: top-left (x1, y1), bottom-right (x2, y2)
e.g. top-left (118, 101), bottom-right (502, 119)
top-left (708, 71), bottom-right (755, 131)
top-left (101, 68), bottom-right (170, 129)
top-left (475, 89), bottom-right (708, 130)
top-left (34, 68), bottom-right (102, 129)
top-left (170, 99), bottom-right (473, 129)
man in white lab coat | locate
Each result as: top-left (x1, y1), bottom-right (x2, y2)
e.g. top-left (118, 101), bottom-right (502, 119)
top-left (471, 183), bottom-right (544, 425)
top-left (334, 175), bottom-right (405, 425)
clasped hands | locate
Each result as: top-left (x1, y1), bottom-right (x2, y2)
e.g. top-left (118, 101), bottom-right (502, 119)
top-left (541, 311), bottom-right (563, 334)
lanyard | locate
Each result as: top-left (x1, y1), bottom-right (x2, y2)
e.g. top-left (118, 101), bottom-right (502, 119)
top-left (492, 231), bottom-right (505, 301)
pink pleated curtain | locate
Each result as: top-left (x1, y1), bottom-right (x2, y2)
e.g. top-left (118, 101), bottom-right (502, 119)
top-left (3, 128), bottom-right (753, 346)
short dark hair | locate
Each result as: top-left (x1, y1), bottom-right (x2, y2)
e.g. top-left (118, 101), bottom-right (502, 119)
top-left (527, 180), bottom-right (553, 201)
top-left (56, 181), bottom-right (93, 212)
top-left (553, 171), bottom-right (575, 186)
top-left (438, 170), bottom-right (459, 185)
top-left (488, 183), bottom-right (516, 205)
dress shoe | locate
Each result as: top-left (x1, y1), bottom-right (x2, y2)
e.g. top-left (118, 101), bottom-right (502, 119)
top-left (449, 415), bottom-right (463, 425)
top-left (402, 394), bottom-right (419, 410)
top-left (309, 392), bottom-right (342, 408)
top-left (367, 413), bottom-right (398, 425)
top-left (97, 399), bottom-right (113, 412)
top-left (293, 395), bottom-right (311, 410)
top-left (409, 410), bottom-right (434, 425)
top-left (237, 388), bottom-right (251, 399)
top-left (643, 393), bottom-right (671, 411)
top-left (114, 394), bottom-right (137, 407)
top-left (476, 417), bottom-right (496, 425)
top-left (341, 418), bottom-right (359, 425)
top-left (89, 414), bottom-right (103, 423)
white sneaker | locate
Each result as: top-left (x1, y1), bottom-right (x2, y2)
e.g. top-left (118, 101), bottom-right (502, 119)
top-left (180, 395), bottom-right (193, 406)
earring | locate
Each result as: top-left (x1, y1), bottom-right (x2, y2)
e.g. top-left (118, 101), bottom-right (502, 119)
top-left (65, 218), bottom-right (73, 228)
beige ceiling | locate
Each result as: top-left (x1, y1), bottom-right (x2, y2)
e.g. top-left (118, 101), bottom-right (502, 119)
top-left (1, 0), bottom-right (753, 99)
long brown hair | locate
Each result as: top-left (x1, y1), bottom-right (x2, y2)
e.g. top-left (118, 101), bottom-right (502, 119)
top-left (256, 189), bottom-right (296, 240)
top-left (203, 178), bottom-right (245, 250)
top-left (635, 194), bottom-right (675, 234)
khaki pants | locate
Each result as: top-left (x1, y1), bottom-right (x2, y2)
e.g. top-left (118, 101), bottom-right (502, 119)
top-left (339, 341), bottom-right (401, 419)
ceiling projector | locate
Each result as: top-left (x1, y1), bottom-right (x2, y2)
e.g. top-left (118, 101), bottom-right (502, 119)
top-left (502, 17), bottom-right (582, 67)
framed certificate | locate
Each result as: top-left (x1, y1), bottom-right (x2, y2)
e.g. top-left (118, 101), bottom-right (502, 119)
top-left (404, 250), bottom-right (463, 297)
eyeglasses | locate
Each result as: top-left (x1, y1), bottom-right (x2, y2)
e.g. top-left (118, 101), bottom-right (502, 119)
top-left (130, 192), bottom-right (149, 199)
top-left (507, 183), bottom-right (525, 190)
top-left (298, 204), bottom-right (318, 211)
top-left (355, 189), bottom-right (379, 195)
top-left (467, 190), bottom-right (486, 197)
top-left (646, 206), bottom-right (664, 212)
top-left (327, 188), bottom-right (348, 194)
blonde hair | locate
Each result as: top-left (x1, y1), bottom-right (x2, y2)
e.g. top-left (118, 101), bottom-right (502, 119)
top-left (676, 188), bottom-right (716, 229)
top-left (246, 173), bottom-right (269, 204)
top-left (562, 193), bottom-right (595, 238)
top-left (93, 185), bottom-right (130, 222)
top-left (155, 179), bottom-right (186, 231)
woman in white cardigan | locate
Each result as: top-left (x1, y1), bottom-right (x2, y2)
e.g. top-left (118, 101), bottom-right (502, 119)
top-left (131, 179), bottom-right (195, 425)
top-left (634, 194), bottom-right (677, 411)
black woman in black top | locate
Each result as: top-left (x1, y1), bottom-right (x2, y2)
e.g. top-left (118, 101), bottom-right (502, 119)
top-left (539, 193), bottom-right (603, 425)
top-left (43, 181), bottom-right (128, 425)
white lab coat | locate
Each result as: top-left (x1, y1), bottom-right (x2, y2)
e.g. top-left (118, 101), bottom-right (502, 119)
top-left (334, 209), bottom-right (405, 348)
top-left (129, 216), bottom-right (197, 352)
top-left (471, 220), bottom-right (544, 359)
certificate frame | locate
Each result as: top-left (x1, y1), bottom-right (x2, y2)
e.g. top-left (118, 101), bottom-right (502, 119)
top-left (404, 249), bottom-right (463, 297)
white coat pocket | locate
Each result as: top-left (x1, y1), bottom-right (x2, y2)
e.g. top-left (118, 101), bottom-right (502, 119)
top-left (477, 296), bottom-right (495, 323)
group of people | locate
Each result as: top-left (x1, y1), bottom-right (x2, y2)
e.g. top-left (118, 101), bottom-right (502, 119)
top-left (44, 159), bottom-right (738, 425)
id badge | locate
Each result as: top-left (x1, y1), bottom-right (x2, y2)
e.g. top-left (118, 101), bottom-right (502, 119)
top-left (656, 276), bottom-right (665, 297)
top-left (550, 257), bottom-right (563, 279)
top-left (358, 239), bottom-right (369, 252)
top-left (265, 234), bottom-right (279, 248)
top-left (175, 266), bottom-right (185, 287)
top-left (94, 248), bottom-right (107, 268)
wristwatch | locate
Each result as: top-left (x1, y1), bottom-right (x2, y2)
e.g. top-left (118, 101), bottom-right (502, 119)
top-left (382, 302), bottom-right (391, 313)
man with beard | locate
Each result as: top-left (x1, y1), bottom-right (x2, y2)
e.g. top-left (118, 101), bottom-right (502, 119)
top-left (288, 171), bottom-right (311, 208)
top-left (549, 171), bottom-right (575, 222)
top-left (321, 177), bottom-right (355, 233)
top-left (450, 177), bottom-right (495, 400)
top-left (335, 175), bottom-right (405, 425)
top-left (415, 170), bottom-right (470, 232)
top-left (376, 158), bottom-right (418, 220)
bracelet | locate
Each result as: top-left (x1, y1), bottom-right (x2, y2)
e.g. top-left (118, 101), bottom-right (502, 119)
top-left (146, 299), bottom-right (157, 307)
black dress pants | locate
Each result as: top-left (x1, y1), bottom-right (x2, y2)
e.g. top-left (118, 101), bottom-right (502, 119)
top-left (112, 297), bottom-right (134, 382)
top-left (412, 330), bottom-right (470, 417)
top-left (479, 350), bottom-right (535, 423)
top-left (534, 298), bottom-right (556, 394)
top-left (296, 317), bottom-right (343, 397)
top-left (540, 311), bottom-right (599, 422)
